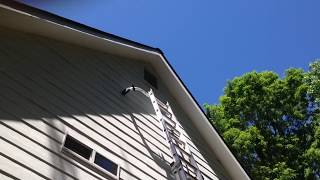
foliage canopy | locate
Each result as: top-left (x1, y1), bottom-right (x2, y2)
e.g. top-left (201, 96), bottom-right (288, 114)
top-left (205, 61), bottom-right (320, 179)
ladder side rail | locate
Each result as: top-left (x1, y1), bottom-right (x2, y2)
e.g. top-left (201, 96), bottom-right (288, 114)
top-left (148, 89), bottom-right (181, 163)
top-left (148, 89), bottom-right (190, 180)
top-left (148, 89), bottom-right (167, 133)
top-left (147, 90), bottom-right (181, 165)
top-left (166, 103), bottom-right (190, 153)
top-left (121, 86), bottom-right (191, 180)
top-left (166, 102), bottom-right (204, 180)
top-left (190, 155), bottom-right (203, 180)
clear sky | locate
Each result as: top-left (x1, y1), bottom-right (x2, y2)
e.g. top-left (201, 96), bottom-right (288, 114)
top-left (18, 0), bottom-right (320, 106)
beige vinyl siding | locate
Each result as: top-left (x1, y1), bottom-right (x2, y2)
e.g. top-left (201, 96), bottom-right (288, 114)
top-left (0, 26), bottom-right (229, 180)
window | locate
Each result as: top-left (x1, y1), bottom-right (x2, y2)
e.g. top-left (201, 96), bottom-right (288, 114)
top-left (62, 135), bottom-right (119, 179)
top-left (144, 68), bottom-right (158, 89)
top-left (63, 135), bottom-right (92, 160)
top-left (94, 152), bottom-right (118, 175)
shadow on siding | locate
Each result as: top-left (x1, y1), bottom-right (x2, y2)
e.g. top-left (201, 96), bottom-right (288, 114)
top-left (0, 26), bottom-right (226, 180)
top-left (130, 114), bottom-right (174, 180)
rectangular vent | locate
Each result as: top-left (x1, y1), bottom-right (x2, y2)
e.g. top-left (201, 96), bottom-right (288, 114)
top-left (144, 68), bottom-right (158, 89)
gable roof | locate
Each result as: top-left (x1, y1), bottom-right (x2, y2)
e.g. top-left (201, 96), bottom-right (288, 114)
top-left (0, 1), bottom-right (250, 179)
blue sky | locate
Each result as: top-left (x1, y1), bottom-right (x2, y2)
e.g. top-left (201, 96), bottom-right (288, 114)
top-left (19, 0), bottom-right (320, 105)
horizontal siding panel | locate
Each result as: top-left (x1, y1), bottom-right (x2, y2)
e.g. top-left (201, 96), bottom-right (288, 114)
top-left (0, 27), bottom-right (230, 179)
top-left (0, 115), bottom-right (156, 180)
top-left (105, 55), bottom-right (227, 179)
top-left (59, 116), bottom-right (169, 179)
top-left (2, 38), bottom-right (169, 148)
top-left (0, 154), bottom-right (45, 180)
top-left (0, 119), bottom-right (108, 180)
top-left (0, 73), bottom-right (169, 180)
top-left (66, 126), bottom-right (167, 180)
top-left (0, 137), bottom-right (75, 180)
top-left (1, 47), bottom-right (169, 154)
top-left (0, 169), bottom-right (19, 180)
top-left (47, 42), bottom-right (164, 137)
top-left (119, 169), bottom-right (140, 180)
top-left (8, 77), bottom-right (169, 173)
top-left (0, 174), bottom-right (15, 180)
top-left (0, 94), bottom-right (64, 145)
top-left (0, 70), bottom-right (169, 179)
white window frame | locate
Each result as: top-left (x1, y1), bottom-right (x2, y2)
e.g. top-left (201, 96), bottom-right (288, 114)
top-left (61, 132), bottom-right (120, 180)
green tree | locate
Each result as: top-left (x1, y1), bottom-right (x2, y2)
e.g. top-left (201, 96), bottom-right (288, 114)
top-left (205, 66), bottom-right (320, 179)
top-left (304, 60), bottom-right (320, 178)
top-left (306, 60), bottom-right (320, 104)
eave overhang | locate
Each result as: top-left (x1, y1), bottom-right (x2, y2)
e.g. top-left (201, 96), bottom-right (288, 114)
top-left (0, 1), bottom-right (250, 179)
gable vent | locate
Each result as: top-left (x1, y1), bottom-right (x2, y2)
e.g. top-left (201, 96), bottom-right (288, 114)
top-left (144, 68), bottom-right (158, 89)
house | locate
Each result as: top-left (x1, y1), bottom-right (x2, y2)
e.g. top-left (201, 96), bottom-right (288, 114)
top-left (0, 1), bottom-right (249, 180)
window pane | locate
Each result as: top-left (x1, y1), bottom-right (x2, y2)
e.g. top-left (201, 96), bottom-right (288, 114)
top-left (64, 135), bottom-right (92, 160)
top-left (94, 153), bottom-right (118, 175)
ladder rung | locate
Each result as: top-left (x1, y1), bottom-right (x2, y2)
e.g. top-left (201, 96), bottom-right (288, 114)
top-left (171, 136), bottom-right (186, 146)
top-left (165, 122), bottom-right (181, 137)
top-left (169, 133), bottom-right (185, 147)
top-left (156, 98), bottom-right (168, 109)
top-left (179, 155), bottom-right (198, 171)
top-left (162, 116), bottom-right (176, 127)
top-left (183, 166), bottom-right (197, 179)
top-left (171, 160), bottom-right (197, 179)
top-left (174, 143), bottom-right (191, 158)
top-left (164, 120), bottom-right (174, 129)
top-left (149, 92), bottom-right (203, 180)
top-left (159, 105), bottom-right (172, 118)
top-left (168, 128), bottom-right (181, 139)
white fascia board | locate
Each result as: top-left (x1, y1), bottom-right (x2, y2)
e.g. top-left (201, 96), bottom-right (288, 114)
top-left (0, 4), bottom-right (250, 179)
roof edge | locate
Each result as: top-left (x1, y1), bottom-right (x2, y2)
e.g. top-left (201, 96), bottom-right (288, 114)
top-left (1, 1), bottom-right (251, 179)
top-left (1, 0), bottom-right (161, 54)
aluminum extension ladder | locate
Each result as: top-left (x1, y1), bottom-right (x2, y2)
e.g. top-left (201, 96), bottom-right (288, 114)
top-left (121, 86), bottom-right (203, 180)
top-left (148, 89), bottom-right (203, 180)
